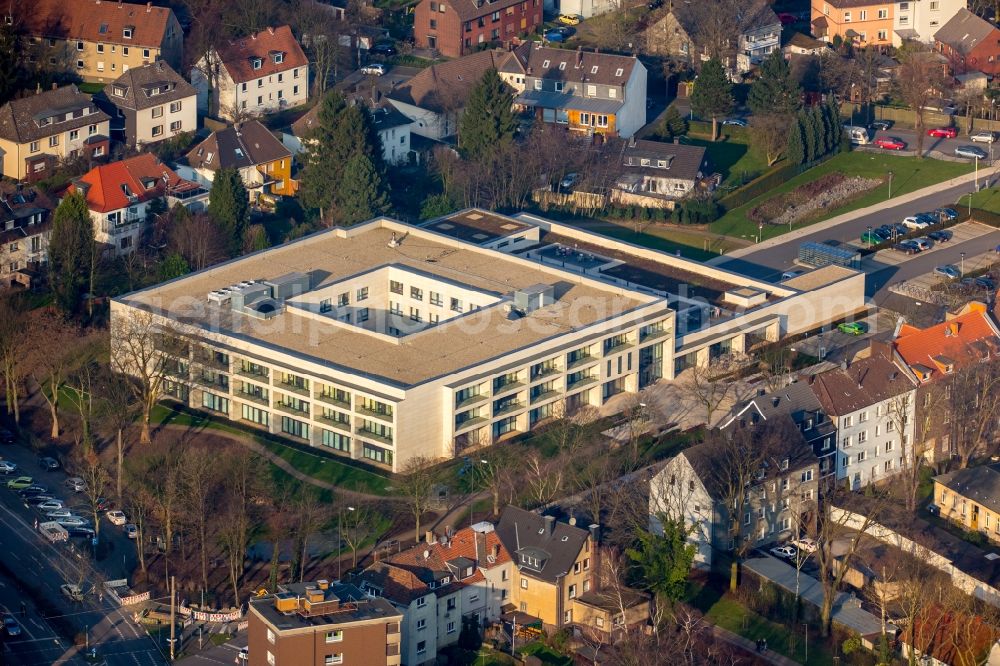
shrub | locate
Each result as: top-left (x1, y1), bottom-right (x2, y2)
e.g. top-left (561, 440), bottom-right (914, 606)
top-left (842, 636), bottom-right (862, 655)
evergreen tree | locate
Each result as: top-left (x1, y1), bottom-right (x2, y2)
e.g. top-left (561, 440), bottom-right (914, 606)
top-left (336, 154), bottom-right (391, 226)
top-left (660, 105), bottom-right (689, 140)
top-left (826, 98), bottom-right (844, 153)
top-left (802, 110), bottom-right (819, 163)
top-left (48, 192), bottom-right (94, 315)
top-left (459, 68), bottom-right (517, 161)
top-left (0, 22), bottom-right (20, 106)
top-left (158, 252), bottom-right (190, 281)
top-left (690, 59), bottom-right (733, 141)
top-left (786, 117), bottom-right (806, 165)
top-left (208, 167), bottom-right (249, 255)
top-left (817, 103), bottom-right (833, 155)
top-left (242, 224), bottom-right (270, 253)
top-left (810, 106), bottom-right (826, 158)
top-left (747, 50), bottom-right (802, 117)
top-left (625, 517), bottom-right (696, 603)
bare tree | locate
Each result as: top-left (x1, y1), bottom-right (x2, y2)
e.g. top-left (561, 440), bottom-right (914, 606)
top-left (397, 456), bottom-right (438, 544)
top-left (28, 311), bottom-right (86, 439)
top-left (749, 115), bottom-right (789, 167)
top-left (291, 490), bottom-right (333, 582)
top-left (180, 446), bottom-right (220, 595)
top-left (299, 5), bottom-right (348, 95)
top-left (124, 479), bottom-right (155, 574)
top-left (476, 444), bottom-right (522, 518)
top-left (684, 353), bottom-right (753, 426)
top-left (340, 501), bottom-right (381, 569)
top-left (97, 368), bottom-right (140, 501)
top-left (949, 356), bottom-right (1000, 468)
top-left (0, 295), bottom-right (27, 425)
top-left (169, 211), bottom-right (228, 270)
top-left (895, 46), bottom-right (952, 158)
top-left (64, 355), bottom-right (101, 452)
top-left (524, 450), bottom-right (566, 507)
top-left (218, 448), bottom-right (266, 607)
top-left (74, 449), bottom-right (111, 541)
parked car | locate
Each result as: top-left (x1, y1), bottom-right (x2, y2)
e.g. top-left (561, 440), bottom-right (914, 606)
top-left (37, 456), bottom-right (59, 471)
top-left (976, 276), bottom-right (996, 290)
top-left (55, 516), bottom-right (89, 528)
top-left (7, 476), bottom-right (32, 490)
top-left (935, 265), bottom-right (961, 279)
top-left (874, 137), bottom-right (906, 150)
top-left (559, 172), bottom-right (579, 190)
top-left (557, 13), bottom-right (581, 24)
top-left (68, 527), bottom-right (96, 539)
top-left (236, 646), bottom-right (249, 663)
top-left (838, 322), bottom-right (867, 335)
top-left (17, 485), bottom-right (46, 497)
top-left (902, 216), bottom-right (930, 230)
top-left (369, 42), bottom-right (397, 57)
top-left (912, 238), bottom-right (932, 251)
top-left (124, 523), bottom-right (139, 539)
top-left (935, 207), bottom-right (959, 221)
top-left (780, 269), bottom-right (805, 281)
top-left (722, 118), bottom-right (748, 127)
top-left (45, 509), bottom-right (74, 519)
top-left (60, 584), bottom-right (84, 602)
top-left (544, 26), bottom-right (575, 41)
top-left (3, 614), bottom-right (21, 637)
top-left (107, 510), bottom-right (128, 526)
top-left (0, 461), bottom-right (16, 475)
top-left (25, 495), bottom-right (55, 507)
top-left (792, 538), bottom-right (818, 553)
top-left (861, 229), bottom-right (888, 244)
top-left (65, 477), bottom-right (86, 492)
top-left (928, 230), bottom-right (953, 242)
top-left (770, 545), bottom-right (798, 559)
top-left (955, 145), bottom-right (988, 159)
top-left (95, 497), bottom-right (112, 511)
top-left (35, 500), bottom-right (65, 512)
top-left (360, 63), bottom-right (386, 76)
top-left (927, 127), bottom-right (958, 138)
top-left (971, 130), bottom-right (997, 143)
top-left (870, 119), bottom-right (893, 131)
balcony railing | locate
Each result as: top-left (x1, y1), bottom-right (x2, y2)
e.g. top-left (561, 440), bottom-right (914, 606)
top-left (196, 355), bottom-right (230, 371)
top-left (356, 427), bottom-right (393, 445)
top-left (455, 415), bottom-right (489, 432)
top-left (566, 354), bottom-right (597, 371)
top-left (275, 402), bottom-right (310, 417)
top-left (236, 366), bottom-right (269, 382)
top-left (316, 413), bottom-right (351, 431)
top-left (530, 389), bottom-right (559, 405)
top-left (491, 380), bottom-right (524, 397)
top-left (566, 375), bottom-right (596, 391)
top-left (603, 341), bottom-right (632, 356)
top-left (236, 389), bottom-right (268, 406)
top-left (357, 405), bottom-right (393, 422)
top-left (640, 328), bottom-right (670, 343)
top-left (455, 393), bottom-right (488, 410)
top-left (493, 400), bottom-right (524, 417)
top-left (530, 366), bottom-right (560, 382)
top-left (278, 381), bottom-right (310, 397)
top-left (316, 392), bottom-right (351, 409)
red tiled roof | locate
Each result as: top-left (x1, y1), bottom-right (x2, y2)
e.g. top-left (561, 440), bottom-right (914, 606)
top-left (15, 0), bottom-right (177, 49)
top-left (70, 153), bottom-right (186, 213)
top-left (216, 26), bottom-right (308, 84)
top-left (893, 303), bottom-right (1000, 381)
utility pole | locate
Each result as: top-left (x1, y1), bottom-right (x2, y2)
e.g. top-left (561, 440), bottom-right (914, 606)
top-left (169, 575), bottom-right (176, 662)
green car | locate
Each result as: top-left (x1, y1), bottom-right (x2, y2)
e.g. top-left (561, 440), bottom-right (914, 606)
top-left (6, 476), bottom-right (32, 490)
top-left (838, 322), bottom-right (867, 336)
top-left (861, 231), bottom-right (883, 245)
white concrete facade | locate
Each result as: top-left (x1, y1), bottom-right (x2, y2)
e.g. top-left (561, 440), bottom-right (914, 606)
top-left (131, 96), bottom-right (196, 146)
top-left (835, 394), bottom-right (916, 489)
top-left (893, 0), bottom-right (965, 44)
top-left (191, 55), bottom-right (309, 120)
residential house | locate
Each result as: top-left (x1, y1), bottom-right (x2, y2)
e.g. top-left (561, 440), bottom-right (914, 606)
top-left (723, 380), bottom-right (838, 485)
top-left (650, 417), bottom-right (820, 570)
top-left (284, 102), bottom-right (414, 166)
top-left (183, 120), bottom-right (295, 204)
top-left (559, 0), bottom-right (618, 20)
top-left (0, 85), bottom-right (111, 182)
top-left (895, 0), bottom-right (968, 45)
top-left (784, 32), bottom-right (832, 56)
top-left (70, 153), bottom-right (207, 255)
top-left (412, 0), bottom-right (542, 58)
top-left (191, 25), bottom-right (309, 121)
top-left (356, 523), bottom-right (512, 666)
top-left (811, 0), bottom-right (894, 48)
top-left (612, 139), bottom-right (710, 209)
top-left (95, 61), bottom-right (197, 148)
top-left (644, 0), bottom-right (780, 76)
top-left (387, 49), bottom-right (521, 141)
top-left (890, 301), bottom-right (1000, 463)
top-left (0, 185), bottom-right (55, 289)
top-left (13, 0), bottom-right (183, 83)
top-left (810, 347), bottom-right (917, 490)
top-left (514, 45), bottom-right (647, 139)
top-left (934, 8), bottom-right (1000, 77)
top-left (934, 463), bottom-right (1000, 543)
top-left (246, 580), bottom-right (403, 666)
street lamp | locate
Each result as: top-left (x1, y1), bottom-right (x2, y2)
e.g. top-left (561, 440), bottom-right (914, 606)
top-left (975, 155), bottom-right (980, 191)
top-left (337, 505), bottom-right (355, 579)
top-left (887, 170), bottom-right (893, 199)
top-left (470, 459), bottom-right (488, 527)
top-left (961, 251), bottom-right (966, 276)
top-left (866, 225), bottom-right (873, 249)
top-left (757, 222), bottom-right (764, 244)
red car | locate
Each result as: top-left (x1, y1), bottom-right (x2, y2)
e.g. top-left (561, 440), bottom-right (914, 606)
top-left (874, 137), bottom-right (906, 150)
top-left (927, 127), bottom-right (958, 138)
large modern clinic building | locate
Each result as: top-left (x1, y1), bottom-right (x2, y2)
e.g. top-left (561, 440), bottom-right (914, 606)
top-left (112, 209), bottom-right (865, 471)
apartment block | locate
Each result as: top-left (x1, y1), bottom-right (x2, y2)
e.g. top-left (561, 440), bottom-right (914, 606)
top-left (95, 61), bottom-right (197, 148)
top-left (247, 581), bottom-right (402, 666)
top-left (412, 0), bottom-right (542, 58)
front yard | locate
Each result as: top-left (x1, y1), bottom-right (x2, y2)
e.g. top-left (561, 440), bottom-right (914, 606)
top-left (710, 152), bottom-right (974, 242)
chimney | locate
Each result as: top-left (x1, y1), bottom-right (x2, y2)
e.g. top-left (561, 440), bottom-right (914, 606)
top-left (772, 397), bottom-right (780, 408)
top-left (317, 579), bottom-right (329, 590)
top-left (589, 524), bottom-right (601, 593)
top-left (425, 530), bottom-right (436, 544)
top-left (146, 1), bottom-right (152, 11)
top-left (492, 543), bottom-right (501, 558)
top-left (543, 515), bottom-right (555, 536)
top-left (268, 26), bottom-right (275, 35)
top-left (51, 82), bottom-right (57, 91)
top-left (673, 137), bottom-right (680, 144)
top-left (589, 523), bottom-right (600, 544)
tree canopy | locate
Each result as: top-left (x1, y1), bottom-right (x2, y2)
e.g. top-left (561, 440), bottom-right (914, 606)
top-left (690, 59), bottom-right (733, 141)
top-left (747, 50), bottom-right (802, 117)
top-left (459, 68), bottom-right (517, 161)
top-left (48, 192), bottom-right (95, 315)
top-left (626, 516), bottom-right (696, 603)
top-left (207, 168), bottom-right (249, 254)
top-left (336, 153), bottom-right (392, 226)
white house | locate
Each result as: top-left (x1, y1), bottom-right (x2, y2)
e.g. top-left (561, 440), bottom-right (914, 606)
top-left (283, 102), bottom-right (414, 166)
top-left (650, 452), bottom-right (716, 570)
top-left (191, 25), bottom-right (309, 121)
top-left (893, 0), bottom-right (966, 44)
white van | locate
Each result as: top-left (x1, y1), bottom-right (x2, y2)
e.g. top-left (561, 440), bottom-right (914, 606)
top-left (844, 125), bottom-right (871, 145)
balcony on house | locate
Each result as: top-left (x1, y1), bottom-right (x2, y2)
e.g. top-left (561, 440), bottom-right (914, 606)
top-left (455, 385), bottom-right (488, 409)
top-left (566, 348), bottom-right (596, 371)
top-left (603, 333), bottom-right (632, 356)
top-left (357, 397), bottom-right (393, 422)
top-left (530, 359), bottom-right (560, 382)
top-left (566, 370), bottom-right (597, 391)
top-left (275, 394), bottom-right (310, 417)
top-left (236, 360), bottom-right (269, 382)
top-left (278, 373), bottom-right (310, 396)
top-left (492, 372), bottom-right (524, 397)
top-left (356, 420), bottom-right (393, 445)
top-left (316, 408), bottom-right (351, 432)
top-left (316, 386), bottom-right (351, 409)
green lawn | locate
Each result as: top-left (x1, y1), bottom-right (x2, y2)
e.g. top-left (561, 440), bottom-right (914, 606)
top-left (968, 187), bottom-right (1000, 214)
top-left (77, 82), bottom-right (105, 95)
top-left (685, 136), bottom-right (770, 188)
top-left (711, 152), bottom-right (974, 241)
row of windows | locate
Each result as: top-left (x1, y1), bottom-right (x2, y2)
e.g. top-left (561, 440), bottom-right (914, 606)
top-left (239, 69), bottom-right (302, 92)
top-left (238, 87), bottom-right (301, 109)
top-left (27, 124), bottom-right (101, 153)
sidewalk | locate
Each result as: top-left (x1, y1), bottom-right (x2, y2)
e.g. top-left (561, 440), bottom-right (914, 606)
top-left (710, 624), bottom-right (803, 666)
top-left (709, 165), bottom-right (999, 264)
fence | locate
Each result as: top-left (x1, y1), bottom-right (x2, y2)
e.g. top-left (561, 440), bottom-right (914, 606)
top-left (103, 581), bottom-right (150, 607)
top-left (178, 604), bottom-right (244, 623)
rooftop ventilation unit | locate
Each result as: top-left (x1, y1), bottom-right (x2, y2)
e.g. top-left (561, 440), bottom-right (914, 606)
top-left (513, 284), bottom-right (554, 314)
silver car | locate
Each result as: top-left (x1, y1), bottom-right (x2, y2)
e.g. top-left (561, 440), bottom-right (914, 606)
top-left (971, 130), bottom-right (997, 143)
top-left (955, 145), bottom-right (988, 159)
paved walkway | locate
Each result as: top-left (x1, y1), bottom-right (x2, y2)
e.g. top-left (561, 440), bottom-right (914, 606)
top-left (709, 165), bottom-right (1000, 263)
top-left (710, 624), bottom-right (803, 666)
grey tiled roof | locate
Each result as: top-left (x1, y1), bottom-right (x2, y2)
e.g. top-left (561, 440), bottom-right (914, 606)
top-left (0, 86), bottom-right (109, 144)
top-left (495, 506), bottom-right (589, 585)
top-left (99, 61), bottom-right (196, 112)
top-left (934, 8), bottom-right (998, 55)
top-left (936, 464), bottom-right (1000, 516)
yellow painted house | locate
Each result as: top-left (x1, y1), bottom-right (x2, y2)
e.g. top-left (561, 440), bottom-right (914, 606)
top-left (934, 464), bottom-right (1000, 542)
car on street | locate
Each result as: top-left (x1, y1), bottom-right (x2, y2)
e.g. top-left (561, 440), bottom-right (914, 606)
top-left (7, 476), bottom-right (32, 489)
top-left (360, 63), bottom-right (386, 76)
top-left (935, 265), bottom-right (961, 279)
top-left (55, 516), bottom-right (89, 527)
top-left (61, 584), bottom-right (84, 602)
top-left (557, 13), bottom-right (581, 24)
top-left (928, 229), bottom-right (953, 242)
top-left (971, 130), bottom-right (997, 143)
top-left (124, 523), bottom-right (139, 539)
top-left (65, 477), bottom-right (86, 492)
top-left (37, 456), bottom-right (59, 471)
top-left (236, 646), bottom-right (249, 663)
top-left (955, 145), bottom-right (988, 159)
top-left (68, 526), bottom-right (96, 539)
top-left (0, 460), bottom-right (16, 474)
top-left (35, 499), bottom-right (64, 512)
top-left (792, 538), bottom-right (818, 553)
top-left (3, 614), bottom-right (21, 637)
top-left (838, 322), bottom-right (867, 335)
top-left (874, 137), bottom-right (906, 150)
top-left (935, 207), bottom-right (959, 221)
top-left (369, 42), bottom-right (397, 57)
top-left (722, 118), bottom-right (748, 127)
top-left (770, 545), bottom-right (798, 559)
top-left (927, 126), bottom-right (958, 138)
top-left (46, 508), bottom-right (74, 518)
top-left (870, 119), bottom-right (893, 131)
top-left (107, 510), bottom-right (128, 526)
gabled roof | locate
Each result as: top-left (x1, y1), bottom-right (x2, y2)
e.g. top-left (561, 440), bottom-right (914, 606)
top-left (0, 86), bottom-right (109, 144)
top-left (786, 32), bottom-right (829, 51)
top-left (934, 9), bottom-right (1000, 55)
top-left (724, 381), bottom-right (829, 429)
top-left (621, 139), bottom-right (706, 183)
top-left (387, 49), bottom-right (518, 113)
top-left (893, 303), bottom-right (1000, 382)
top-left (99, 61), bottom-right (196, 112)
top-left (521, 45), bottom-right (638, 87)
top-left (437, 0), bottom-right (529, 22)
top-left (495, 506), bottom-right (590, 585)
top-left (901, 604), bottom-right (998, 665)
top-left (810, 348), bottom-right (916, 416)
top-left (186, 120), bottom-right (290, 171)
top-left (291, 101), bottom-right (411, 140)
top-left (14, 0), bottom-right (177, 48)
top-left (71, 153), bottom-right (187, 213)
top-left (0, 185), bottom-right (55, 245)
top-left (214, 25), bottom-right (308, 84)
top-left (935, 463), bottom-right (1000, 516)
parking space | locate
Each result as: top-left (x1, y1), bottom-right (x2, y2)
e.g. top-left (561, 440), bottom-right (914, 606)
top-left (888, 247), bottom-right (998, 301)
top-left (861, 221), bottom-right (998, 269)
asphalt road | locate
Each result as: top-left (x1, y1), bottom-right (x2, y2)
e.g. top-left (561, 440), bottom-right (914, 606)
top-left (716, 177), bottom-right (1000, 299)
top-left (867, 125), bottom-right (998, 159)
top-left (0, 444), bottom-right (165, 666)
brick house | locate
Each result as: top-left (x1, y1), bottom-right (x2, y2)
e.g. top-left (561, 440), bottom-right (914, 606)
top-left (934, 8), bottom-right (1000, 77)
top-left (413, 0), bottom-right (543, 58)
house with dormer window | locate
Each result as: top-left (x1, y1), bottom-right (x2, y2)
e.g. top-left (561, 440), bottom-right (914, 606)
top-left (0, 85), bottom-right (111, 182)
top-left (95, 61), bottom-right (196, 148)
top-left (612, 139), bottom-right (711, 208)
top-left (513, 45), bottom-right (646, 138)
top-left (0, 184), bottom-right (55, 288)
top-left (191, 25), bottom-right (309, 121)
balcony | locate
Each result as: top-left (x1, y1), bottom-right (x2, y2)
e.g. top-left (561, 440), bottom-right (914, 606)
top-left (455, 393), bottom-right (488, 410)
top-left (316, 392), bottom-right (351, 409)
top-left (275, 401), bottom-right (310, 417)
top-left (104, 215), bottom-right (142, 236)
top-left (236, 389), bottom-right (268, 406)
top-left (566, 375), bottom-right (596, 391)
top-left (530, 366), bottom-right (560, 382)
top-left (356, 427), bottom-right (393, 446)
top-left (603, 341), bottom-right (633, 356)
top-left (491, 380), bottom-right (524, 398)
top-left (566, 354), bottom-right (597, 371)
top-left (530, 389), bottom-right (559, 405)
top-left (455, 415), bottom-right (489, 432)
top-left (278, 381), bottom-right (310, 397)
top-left (316, 413), bottom-right (351, 432)
top-left (196, 354), bottom-right (230, 372)
top-left (236, 366), bottom-right (269, 382)
top-left (493, 400), bottom-right (524, 417)
top-left (357, 405), bottom-right (393, 423)
top-left (640, 328), bottom-right (670, 344)
top-left (193, 374), bottom-right (228, 391)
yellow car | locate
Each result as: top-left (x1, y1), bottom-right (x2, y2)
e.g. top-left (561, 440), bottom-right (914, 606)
top-left (557, 14), bottom-right (581, 25)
